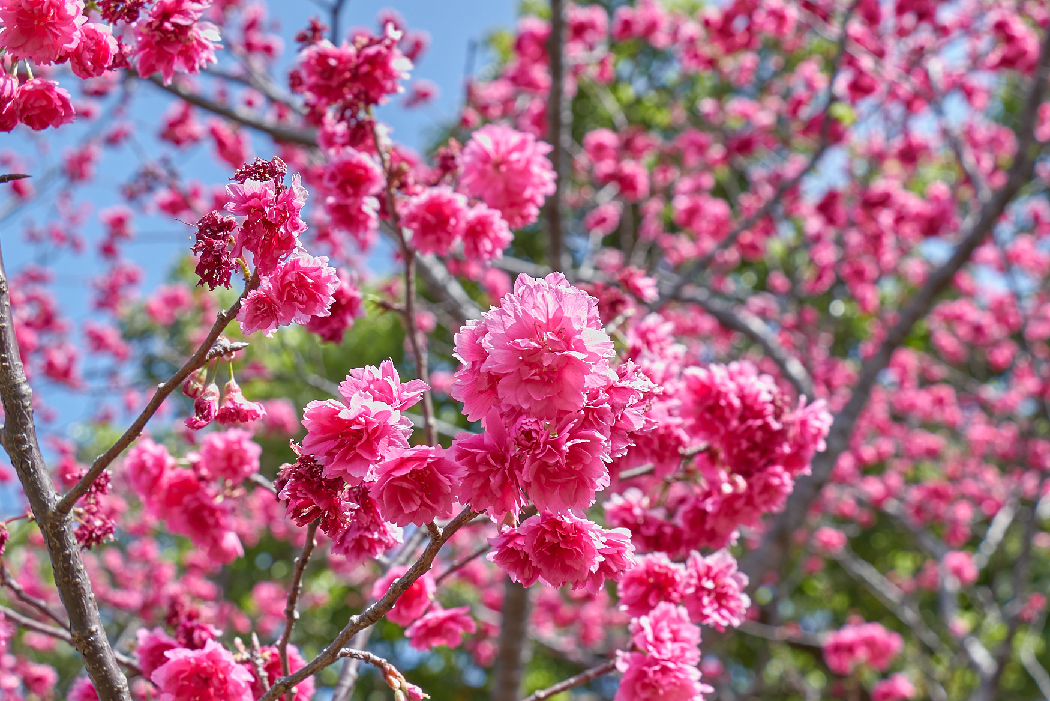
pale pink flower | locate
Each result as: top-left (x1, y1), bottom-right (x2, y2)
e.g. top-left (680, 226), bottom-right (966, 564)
top-left (405, 606), bottom-right (476, 650)
top-left (682, 550), bottom-right (750, 631)
top-left (459, 124), bottom-right (556, 228)
top-left (0, 0), bottom-right (84, 64)
top-left (198, 429), bottom-right (260, 482)
top-left (614, 652), bottom-right (712, 701)
top-left (452, 273), bottom-right (614, 420)
top-left (338, 359), bottom-right (429, 411)
top-left (401, 186), bottom-right (469, 256)
top-left (617, 553), bottom-right (688, 617)
top-left (151, 639), bottom-right (254, 701)
top-left (300, 395), bottom-right (411, 483)
top-left (133, 0), bottom-right (222, 85)
top-left (14, 79), bottom-right (75, 131)
top-left (373, 445), bottom-right (462, 526)
top-left (70, 23), bottom-right (117, 78)
top-left (461, 203), bottom-right (513, 261)
top-left (371, 565), bottom-right (435, 626)
top-left (629, 602), bottom-right (701, 665)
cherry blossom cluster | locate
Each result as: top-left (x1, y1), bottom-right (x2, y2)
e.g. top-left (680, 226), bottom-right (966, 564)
top-left (822, 621), bottom-right (904, 676)
top-left (0, 0), bottom-right (221, 132)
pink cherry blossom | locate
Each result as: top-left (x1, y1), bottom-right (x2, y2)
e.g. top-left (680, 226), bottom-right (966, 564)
top-left (461, 203), bottom-right (513, 261)
top-left (300, 395), bottom-right (411, 483)
top-left (371, 566), bottom-right (435, 626)
top-left (133, 0), bottom-right (222, 85)
top-left (452, 413), bottom-right (526, 520)
top-left (70, 23), bottom-right (117, 79)
top-left (452, 273), bottom-right (615, 421)
top-left (401, 186), bottom-right (470, 256)
top-left (629, 602), bottom-right (701, 666)
top-left (372, 445), bottom-right (462, 526)
top-left (338, 359), bottom-right (429, 411)
top-left (151, 639), bottom-right (254, 701)
top-left (13, 79), bottom-right (75, 131)
top-left (0, 0), bottom-right (84, 65)
top-left (405, 606), bottom-right (476, 650)
top-left (617, 553), bottom-right (688, 617)
top-left (872, 674), bottom-right (917, 701)
top-left (459, 124), bottom-right (557, 228)
top-left (135, 627), bottom-right (179, 680)
top-left (682, 550), bottom-right (750, 631)
top-left (614, 652), bottom-right (712, 701)
top-left (198, 429), bottom-right (260, 482)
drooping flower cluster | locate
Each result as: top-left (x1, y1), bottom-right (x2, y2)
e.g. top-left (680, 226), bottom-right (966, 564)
top-left (132, 0), bottom-right (221, 85)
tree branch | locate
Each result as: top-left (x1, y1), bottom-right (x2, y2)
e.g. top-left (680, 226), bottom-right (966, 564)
top-left (545, 0), bottom-right (570, 272)
top-left (519, 659), bottom-right (617, 701)
top-left (58, 280), bottom-right (256, 514)
top-left (0, 244), bottom-right (130, 701)
top-left (277, 520), bottom-right (319, 701)
top-left (0, 604), bottom-right (141, 676)
top-left (143, 75), bottom-right (318, 147)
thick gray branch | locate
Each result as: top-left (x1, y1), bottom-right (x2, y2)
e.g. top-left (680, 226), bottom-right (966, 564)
top-left (0, 245), bottom-right (130, 701)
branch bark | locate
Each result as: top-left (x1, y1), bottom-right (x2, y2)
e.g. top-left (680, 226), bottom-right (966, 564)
top-left (545, 0), bottom-right (570, 272)
top-left (491, 579), bottom-right (531, 701)
top-left (519, 658), bottom-right (617, 701)
top-left (144, 75), bottom-right (318, 147)
top-left (277, 520), bottom-right (319, 701)
top-left (0, 244), bottom-right (130, 701)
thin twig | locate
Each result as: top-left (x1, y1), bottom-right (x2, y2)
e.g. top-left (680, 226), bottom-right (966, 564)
top-left (519, 659), bottom-right (618, 701)
top-left (437, 544), bottom-right (492, 584)
top-left (277, 520), bottom-right (320, 701)
top-left (58, 278), bottom-right (257, 514)
top-left (0, 562), bottom-right (68, 628)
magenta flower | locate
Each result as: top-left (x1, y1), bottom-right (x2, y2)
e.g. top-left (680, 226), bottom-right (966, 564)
top-left (215, 379), bottom-right (267, 427)
top-left (133, 0), bottom-right (221, 85)
top-left (151, 639), bottom-right (254, 701)
top-left (329, 485), bottom-right (403, 564)
top-left (371, 565), bottom-right (435, 626)
top-left (521, 511), bottom-right (602, 589)
top-left (459, 124), bottom-right (556, 229)
top-left (274, 447), bottom-right (350, 534)
top-left (68, 677), bottom-right (99, 701)
top-left (488, 526), bottom-right (542, 587)
top-left (405, 606), bottom-right (476, 650)
top-left (372, 445), bottom-right (462, 526)
top-left (301, 395), bottom-right (411, 483)
top-left (0, 0), bottom-right (84, 65)
top-left (682, 549), bottom-right (750, 631)
top-left (629, 602), bottom-right (701, 666)
top-left (461, 202), bottom-right (513, 261)
top-left (401, 186), bottom-right (469, 256)
top-left (123, 438), bottom-right (175, 500)
top-left (198, 429), bottom-right (261, 482)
